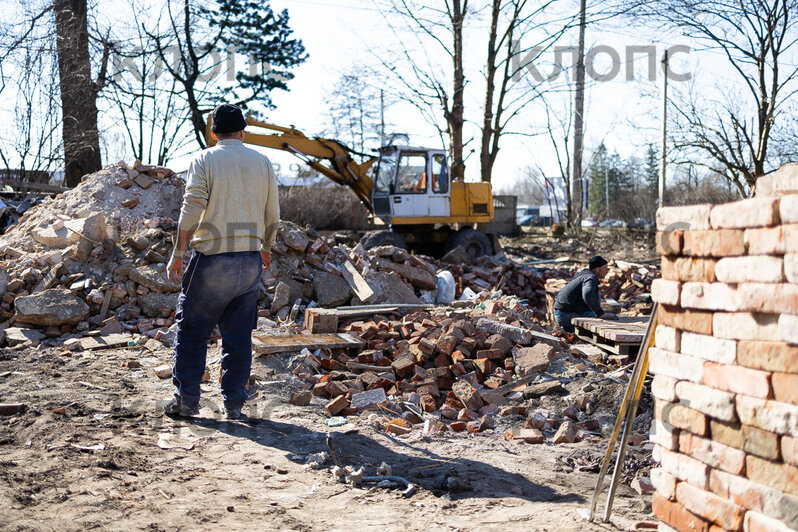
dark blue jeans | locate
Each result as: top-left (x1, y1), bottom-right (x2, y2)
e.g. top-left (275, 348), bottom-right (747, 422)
top-left (172, 250), bottom-right (261, 410)
top-left (554, 309), bottom-right (597, 333)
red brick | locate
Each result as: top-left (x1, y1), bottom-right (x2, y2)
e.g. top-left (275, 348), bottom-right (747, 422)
top-left (661, 256), bottom-right (717, 282)
top-left (652, 374), bottom-right (678, 402)
top-left (650, 419), bottom-right (680, 450)
top-left (745, 511), bottom-right (794, 532)
top-left (715, 256), bottom-right (785, 283)
top-left (675, 481), bottom-right (745, 530)
top-left (710, 197), bottom-right (780, 229)
top-left (757, 163), bottom-right (798, 198)
top-left (435, 334), bottom-right (457, 355)
top-left (652, 279), bottom-right (681, 305)
top-left (304, 309), bottom-right (338, 333)
top-left (675, 381), bottom-right (737, 422)
top-left (658, 305), bottom-right (713, 335)
top-left (772, 373), bottom-right (798, 405)
top-left (737, 395), bottom-right (798, 436)
top-left (746, 455), bottom-right (798, 497)
top-left (736, 283), bottom-right (798, 315)
top-left (418, 338), bottom-right (436, 355)
top-left (702, 362), bottom-right (771, 398)
top-left (710, 468), bottom-right (798, 527)
top-left (650, 467), bottom-right (677, 500)
top-left (713, 312), bottom-right (780, 341)
top-left (709, 419), bottom-right (781, 460)
top-left (657, 203), bottom-right (712, 230)
top-left (652, 493), bottom-right (710, 532)
top-left (325, 395), bottom-right (349, 415)
top-left (782, 435), bottom-right (798, 467)
top-left (745, 226), bottom-right (788, 254)
top-left (680, 282), bottom-right (742, 312)
top-left (648, 347), bottom-right (704, 383)
top-left (683, 229), bottom-right (746, 257)
top-left (680, 332), bottom-right (736, 364)
top-left (655, 325), bottom-right (682, 353)
top-left (656, 400), bottom-right (708, 435)
top-left (779, 314), bottom-right (798, 344)
top-left (737, 340), bottom-right (798, 373)
top-left (657, 230), bottom-right (685, 256)
top-left (782, 194), bottom-right (798, 221)
top-left (678, 431), bottom-right (745, 475)
top-left (391, 357), bottom-right (415, 377)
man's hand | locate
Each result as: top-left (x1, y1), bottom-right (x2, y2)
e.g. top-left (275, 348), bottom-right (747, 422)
top-left (260, 250), bottom-right (270, 271)
top-left (168, 249), bottom-right (187, 283)
top-left (602, 312), bottom-right (619, 321)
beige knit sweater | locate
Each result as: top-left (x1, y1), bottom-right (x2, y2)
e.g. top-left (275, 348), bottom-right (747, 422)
top-left (178, 139), bottom-right (280, 255)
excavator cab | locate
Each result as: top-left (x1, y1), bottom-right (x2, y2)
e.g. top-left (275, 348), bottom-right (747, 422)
top-left (372, 146), bottom-right (451, 219)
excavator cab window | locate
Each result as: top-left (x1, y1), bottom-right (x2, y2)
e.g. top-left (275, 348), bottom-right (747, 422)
top-left (431, 153), bottom-right (448, 193)
top-left (374, 148), bottom-right (398, 194)
top-left (397, 153), bottom-right (428, 194)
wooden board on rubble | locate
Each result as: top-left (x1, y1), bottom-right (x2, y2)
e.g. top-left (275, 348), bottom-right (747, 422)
top-left (252, 331), bottom-right (363, 355)
top-left (571, 316), bottom-right (649, 357)
top-left (341, 260), bottom-right (374, 302)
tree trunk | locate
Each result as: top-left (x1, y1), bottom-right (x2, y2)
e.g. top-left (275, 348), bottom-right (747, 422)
top-left (449, 0), bottom-right (466, 181)
top-left (54, 0), bottom-right (102, 187)
top-left (569, 0), bottom-right (586, 233)
top-left (480, 0), bottom-right (501, 183)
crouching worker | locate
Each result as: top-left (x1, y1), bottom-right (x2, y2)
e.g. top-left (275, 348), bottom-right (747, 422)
top-left (161, 103), bottom-right (279, 420)
top-left (553, 255), bottom-right (618, 333)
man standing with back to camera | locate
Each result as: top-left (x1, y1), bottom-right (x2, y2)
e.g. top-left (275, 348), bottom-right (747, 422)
top-left (162, 103), bottom-right (279, 420)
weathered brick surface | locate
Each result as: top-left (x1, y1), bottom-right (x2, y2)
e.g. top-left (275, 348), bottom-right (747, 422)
top-left (680, 331), bottom-right (736, 364)
top-left (786, 254), bottom-right (798, 284)
top-left (737, 340), bottom-right (798, 373)
top-left (683, 229), bottom-right (746, 257)
top-left (661, 257), bottom-right (717, 282)
top-left (649, 347), bottom-right (704, 383)
top-left (653, 493), bottom-right (711, 532)
top-left (659, 305), bottom-right (714, 335)
top-left (657, 204), bottom-right (712, 231)
top-left (652, 374), bottom-right (679, 402)
top-left (782, 436), bottom-right (798, 468)
top-left (710, 198), bottom-right (780, 229)
top-left (656, 399), bottom-right (708, 435)
top-left (658, 446), bottom-right (710, 489)
top-left (746, 455), bottom-right (798, 498)
top-left (650, 418), bottom-right (680, 450)
top-left (651, 467), bottom-right (678, 500)
top-left (702, 362), bottom-right (771, 399)
top-left (713, 313), bottom-right (780, 341)
top-left (786, 225), bottom-right (798, 253)
top-left (655, 325), bottom-right (681, 353)
top-left (679, 431), bottom-right (745, 475)
top-left (676, 480), bottom-right (746, 530)
top-left (714, 256), bottom-right (785, 283)
top-left (756, 163), bottom-right (798, 198)
top-left (675, 380), bottom-right (737, 422)
top-left (772, 372), bottom-right (798, 405)
top-left (652, 279), bottom-right (682, 306)
top-left (709, 419), bottom-right (781, 460)
top-left (710, 469), bottom-right (798, 529)
top-left (736, 395), bottom-right (798, 435)
top-left (745, 511), bottom-right (795, 532)
top-left (781, 195), bottom-right (798, 222)
top-left (779, 314), bottom-right (798, 345)
top-left (745, 226), bottom-right (787, 254)
top-left (681, 282), bottom-right (741, 312)
top-left (657, 230), bottom-right (684, 256)
top-left (736, 283), bottom-right (798, 315)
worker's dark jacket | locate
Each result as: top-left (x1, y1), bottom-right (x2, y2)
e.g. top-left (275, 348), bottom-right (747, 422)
top-left (554, 268), bottom-right (604, 317)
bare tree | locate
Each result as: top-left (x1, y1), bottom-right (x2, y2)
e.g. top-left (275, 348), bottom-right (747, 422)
top-left (479, 0), bottom-right (575, 183)
top-left (54, 0), bottom-right (110, 186)
top-left (372, 0), bottom-right (469, 180)
top-left (625, 0), bottom-right (798, 196)
top-left (323, 71), bottom-right (383, 154)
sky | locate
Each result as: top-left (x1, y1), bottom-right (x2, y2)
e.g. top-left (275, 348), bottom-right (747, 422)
top-left (0, 0), bottom-right (749, 193)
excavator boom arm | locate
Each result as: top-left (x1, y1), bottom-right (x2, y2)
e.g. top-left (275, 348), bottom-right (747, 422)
top-left (206, 116), bottom-right (376, 210)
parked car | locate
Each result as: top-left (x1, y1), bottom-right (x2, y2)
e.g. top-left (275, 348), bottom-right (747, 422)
top-left (630, 218), bottom-right (655, 229)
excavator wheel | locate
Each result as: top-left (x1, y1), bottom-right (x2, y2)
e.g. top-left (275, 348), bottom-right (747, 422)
top-left (360, 230), bottom-right (407, 250)
top-left (445, 228), bottom-right (493, 258)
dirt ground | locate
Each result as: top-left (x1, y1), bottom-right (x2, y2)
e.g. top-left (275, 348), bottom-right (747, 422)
top-left (0, 336), bottom-right (655, 532)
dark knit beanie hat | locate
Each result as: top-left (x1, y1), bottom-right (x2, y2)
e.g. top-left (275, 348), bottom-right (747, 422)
top-left (212, 104), bottom-right (247, 133)
top-left (589, 255), bottom-right (608, 269)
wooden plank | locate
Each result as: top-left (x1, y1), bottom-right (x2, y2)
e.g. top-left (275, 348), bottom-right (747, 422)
top-left (340, 260), bottom-right (374, 302)
top-left (252, 332), bottom-right (363, 355)
top-left (0, 179), bottom-right (68, 193)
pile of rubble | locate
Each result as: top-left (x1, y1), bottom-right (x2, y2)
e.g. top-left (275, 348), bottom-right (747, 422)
top-left (278, 293), bottom-right (652, 446)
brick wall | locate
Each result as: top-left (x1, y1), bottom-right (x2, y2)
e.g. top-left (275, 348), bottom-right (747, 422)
top-left (649, 163), bottom-right (798, 532)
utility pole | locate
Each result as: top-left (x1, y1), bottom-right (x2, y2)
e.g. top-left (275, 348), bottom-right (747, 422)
top-left (570, 0), bottom-right (587, 232)
top-left (659, 50), bottom-right (668, 206)
top-left (380, 89), bottom-right (385, 144)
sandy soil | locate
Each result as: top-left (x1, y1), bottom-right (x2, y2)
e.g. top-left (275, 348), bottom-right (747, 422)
top-left (0, 340), bottom-right (655, 532)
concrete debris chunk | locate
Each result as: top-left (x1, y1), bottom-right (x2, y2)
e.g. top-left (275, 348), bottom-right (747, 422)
top-left (14, 289), bottom-right (90, 326)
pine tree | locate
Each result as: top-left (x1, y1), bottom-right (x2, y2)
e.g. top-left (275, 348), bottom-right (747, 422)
top-left (587, 143), bottom-right (609, 217)
top-left (644, 144), bottom-right (659, 195)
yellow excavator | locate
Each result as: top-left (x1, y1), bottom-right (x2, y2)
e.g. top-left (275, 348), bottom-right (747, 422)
top-left (206, 116), bottom-right (495, 257)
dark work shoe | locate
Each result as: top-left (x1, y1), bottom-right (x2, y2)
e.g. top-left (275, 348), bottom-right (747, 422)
top-left (222, 404), bottom-right (243, 420)
top-left (161, 396), bottom-right (200, 417)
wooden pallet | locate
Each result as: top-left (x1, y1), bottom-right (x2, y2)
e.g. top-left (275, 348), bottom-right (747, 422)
top-left (571, 316), bottom-right (650, 357)
top-left (252, 331), bottom-right (363, 355)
